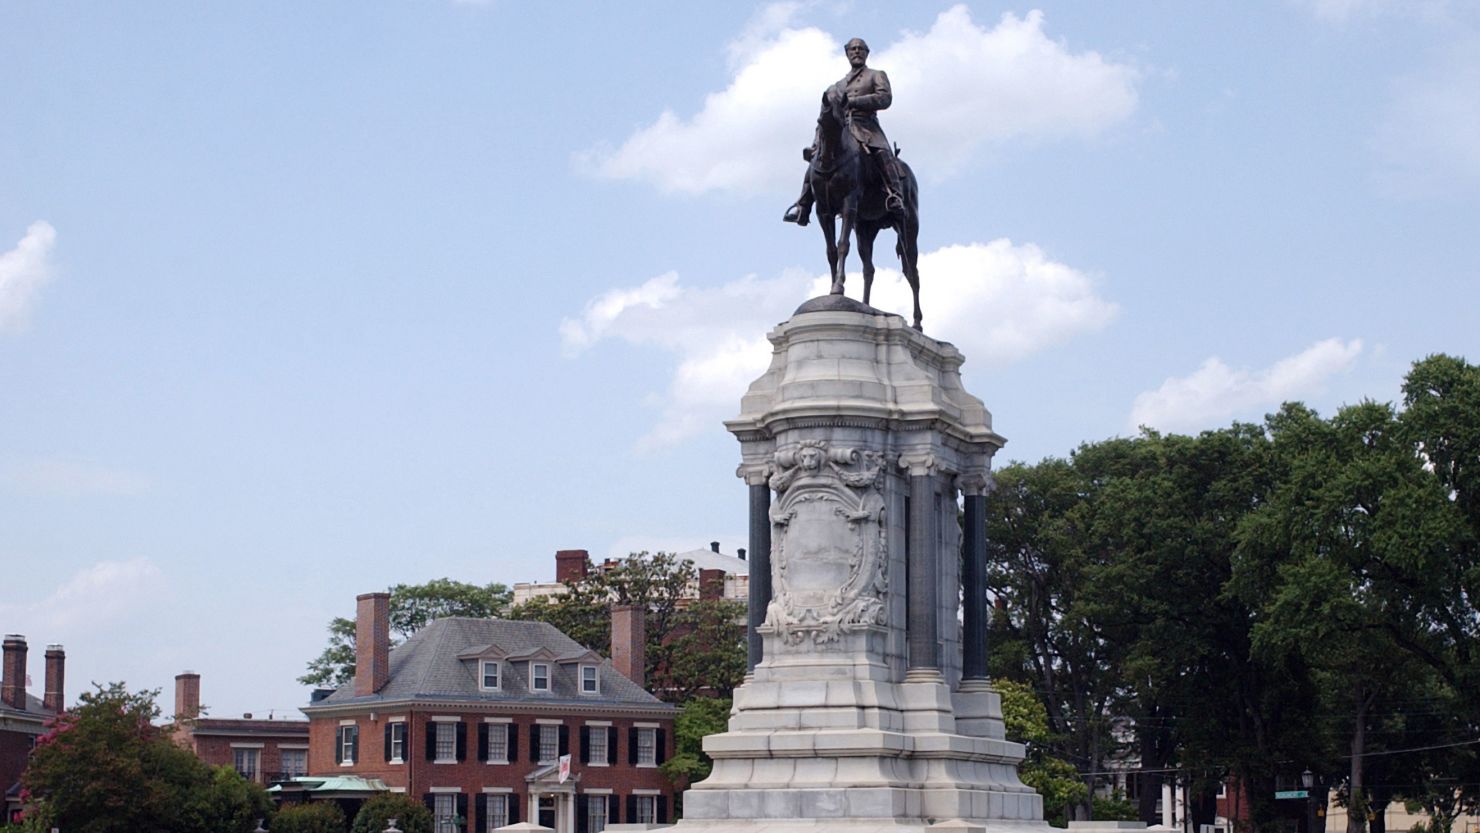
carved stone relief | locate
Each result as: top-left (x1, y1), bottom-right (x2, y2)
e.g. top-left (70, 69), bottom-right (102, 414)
top-left (762, 440), bottom-right (890, 645)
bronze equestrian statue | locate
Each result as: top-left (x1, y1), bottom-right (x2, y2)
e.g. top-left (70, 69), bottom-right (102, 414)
top-left (783, 38), bottom-right (922, 331)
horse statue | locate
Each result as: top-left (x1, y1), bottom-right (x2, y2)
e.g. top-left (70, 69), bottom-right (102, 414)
top-left (801, 91), bottom-right (923, 331)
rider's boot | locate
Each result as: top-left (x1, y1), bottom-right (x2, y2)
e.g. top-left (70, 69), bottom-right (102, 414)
top-left (882, 157), bottom-right (906, 216)
top-left (783, 184), bottom-right (814, 226)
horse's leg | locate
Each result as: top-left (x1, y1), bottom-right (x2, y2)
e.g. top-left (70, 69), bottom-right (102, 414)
top-left (858, 224), bottom-right (879, 306)
top-left (820, 214), bottom-right (841, 294)
top-left (834, 197), bottom-right (858, 295)
top-left (901, 218), bottom-right (922, 330)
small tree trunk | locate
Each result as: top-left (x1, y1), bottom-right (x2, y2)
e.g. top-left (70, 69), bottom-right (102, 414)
top-left (1347, 687), bottom-right (1369, 833)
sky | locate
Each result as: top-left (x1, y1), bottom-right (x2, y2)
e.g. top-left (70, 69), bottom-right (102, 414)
top-left (2, 1), bottom-right (1478, 719)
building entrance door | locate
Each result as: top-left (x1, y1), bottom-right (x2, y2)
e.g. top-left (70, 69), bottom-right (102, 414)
top-left (539, 795), bottom-right (557, 830)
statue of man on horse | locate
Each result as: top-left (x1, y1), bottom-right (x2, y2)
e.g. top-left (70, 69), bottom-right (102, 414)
top-left (781, 37), bottom-right (924, 330)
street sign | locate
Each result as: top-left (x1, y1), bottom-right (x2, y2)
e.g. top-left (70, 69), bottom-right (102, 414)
top-left (1275, 790), bottom-right (1309, 800)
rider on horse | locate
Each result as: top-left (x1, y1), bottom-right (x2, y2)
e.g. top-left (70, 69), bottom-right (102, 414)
top-left (783, 38), bottom-right (908, 227)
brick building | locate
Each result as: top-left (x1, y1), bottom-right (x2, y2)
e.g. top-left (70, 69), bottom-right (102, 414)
top-left (169, 671), bottom-right (310, 785)
top-left (300, 593), bottom-right (676, 833)
top-left (1, 636), bottom-right (64, 823)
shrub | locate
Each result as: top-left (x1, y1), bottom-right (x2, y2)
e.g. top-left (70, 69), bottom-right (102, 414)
top-left (352, 793), bottom-right (434, 833)
top-left (272, 801), bottom-right (347, 833)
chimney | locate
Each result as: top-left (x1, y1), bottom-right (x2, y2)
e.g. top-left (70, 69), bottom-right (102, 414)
top-left (2, 635), bottom-right (26, 710)
top-left (555, 549), bottom-right (590, 584)
top-left (710, 541), bottom-right (720, 553)
top-left (355, 592), bottom-right (391, 697)
top-left (43, 645), bottom-right (64, 714)
top-left (737, 548), bottom-right (746, 561)
top-left (611, 605), bottom-right (646, 689)
top-left (175, 672), bottom-right (201, 720)
top-left (699, 568), bottom-right (725, 601)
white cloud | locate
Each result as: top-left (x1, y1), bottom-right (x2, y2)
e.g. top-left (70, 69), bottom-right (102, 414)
top-left (0, 221), bottom-right (57, 334)
top-left (562, 239), bottom-right (1116, 449)
top-left (578, 5), bottom-right (1140, 195)
top-left (1128, 338), bottom-right (1364, 434)
top-left (0, 558), bottom-right (164, 634)
top-left (1373, 35), bottom-right (1480, 197)
top-left (3, 458), bottom-right (151, 498)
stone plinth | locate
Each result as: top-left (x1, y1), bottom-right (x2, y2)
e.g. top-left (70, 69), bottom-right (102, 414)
top-left (672, 304), bottom-right (1045, 833)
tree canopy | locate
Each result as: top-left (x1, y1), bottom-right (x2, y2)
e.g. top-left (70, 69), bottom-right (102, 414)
top-left (18, 683), bottom-right (273, 833)
top-left (986, 354), bottom-right (1480, 833)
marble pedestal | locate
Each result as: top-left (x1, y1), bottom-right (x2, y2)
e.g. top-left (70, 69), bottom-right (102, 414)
top-left (672, 300), bottom-right (1047, 833)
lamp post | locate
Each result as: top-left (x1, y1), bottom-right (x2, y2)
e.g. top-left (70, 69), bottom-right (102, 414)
top-left (1302, 770), bottom-right (1316, 833)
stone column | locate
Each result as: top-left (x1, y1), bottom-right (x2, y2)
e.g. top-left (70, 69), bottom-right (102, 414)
top-left (906, 468), bottom-right (939, 673)
top-left (961, 473), bottom-right (990, 681)
top-left (745, 478), bottom-right (772, 672)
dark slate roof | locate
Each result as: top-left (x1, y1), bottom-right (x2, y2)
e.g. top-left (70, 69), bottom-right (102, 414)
top-left (309, 618), bottom-right (668, 710)
top-left (0, 692), bottom-right (54, 721)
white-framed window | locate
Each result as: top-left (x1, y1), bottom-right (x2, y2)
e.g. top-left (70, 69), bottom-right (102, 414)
top-left (581, 665), bottom-right (599, 694)
top-left (586, 725), bottom-right (608, 764)
top-left (389, 721), bottom-right (407, 763)
top-left (531, 662), bottom-right (550, 691)
top-left (635, 795), bottom-right (657, 824)
top-left (434, 794), bottom-right (459, 833)
top-left (636, 727), bottom-right (657, 766)
top-left (280, 748), bottom-right (307, 778)
top-left (233, 748), bottom-right (260, 780)
top-left (586, 794), bottom-right (608, 833)
top-left (435, 720), bottom-right (458, 763)
top-left (337, 725), bottom-right (358, 765)
top-left (485, 794), bottom-right (510, 831)
top-left (487, 724), bottom-right (509, 764)
top-left (481, 660), bottom-right (501, 690)
top-left (539, 724), bottom-right (559, 764)
top-left (1217, 780), bottom-right (1228, 798)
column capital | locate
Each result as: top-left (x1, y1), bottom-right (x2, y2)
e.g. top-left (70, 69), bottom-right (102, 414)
top-left (959, 470), bottom-right (994, 497)
top-left (735, 461), bottom-right (773, 487)
top-left (898, 452), bottom-right (943, 477)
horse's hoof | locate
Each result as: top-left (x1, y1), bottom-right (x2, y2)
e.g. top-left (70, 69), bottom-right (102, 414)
top-left (830, 283), bottom-right (845, 295)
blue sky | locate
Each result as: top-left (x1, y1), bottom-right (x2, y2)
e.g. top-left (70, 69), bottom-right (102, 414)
top-left (2, 1), bottom-right (1477, 718)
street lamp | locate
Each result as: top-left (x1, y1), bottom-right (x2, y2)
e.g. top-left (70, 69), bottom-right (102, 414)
top-left (1302, 771), bottom-right (1316, 833)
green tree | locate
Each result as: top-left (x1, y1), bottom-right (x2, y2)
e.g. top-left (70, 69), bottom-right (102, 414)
top-left (660, 696), bottom-right (733, 816)
top-left (272, 801), bottom-right (347, 833)
top-left (352, 792), bottom-right (434, 833)
top-left (300, 579), bottom-right (512, 687)
top-left (511, 552), bottom-right (746, 700)
top-left (995, 678), bottom-right (1089, 827)
top-left (20, 683), bottom-right (272, 833)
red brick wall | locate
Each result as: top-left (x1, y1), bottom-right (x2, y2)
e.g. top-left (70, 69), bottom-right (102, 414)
top-left (0, 728), bottom-right (37, 806)
top-left (310, 709), bottom-right (675, 831)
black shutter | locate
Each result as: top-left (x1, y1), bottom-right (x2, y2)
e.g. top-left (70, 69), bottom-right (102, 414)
top-left (607, 727), bottom-right (617, 765)
top-left (456, 721), bottom-right (468, 762)
top-left (427, 721), bottom-right (438, 761)
top-left (334, 727), bottom-right (343, 764)
top-left (628, 727), bottom-right (638, 764)
top-left (474, 794), bottom-right (485, 831)
top-left (424, 793), bottom-right (436, 813)
top-left (626, 795), bottom-right (637, 824)
top-left (580, 726), bottom-right (590, 764)
top-left (657, 796), bottom-right (668, 824)
top-left (529, 724), bottom-right (539, 762)
top-left (384, 722), bottom-right (392, 762)
top-left (576, 795), bottom-right (589, 833)
top-left (655, 728), bottom-right (667, 765)
top-left (559, 725), bottom-right (570, 757)
top-left (457, 794), bottom-right (469, 825)
top-left (350, 727), bottom-right (359, 764)
top-left (478, 723), bottom-right (489, 762)
top-left (509, 793), bottom-right (521, 824)
top-left (507, 722), bottom-right (518, 762)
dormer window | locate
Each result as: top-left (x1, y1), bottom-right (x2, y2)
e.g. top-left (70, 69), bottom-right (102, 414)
top-left (581, 665), bottom-right (599, 694)
top-left (481, 660), bottom-right (501, 691)
top-left (531, 662), bottom-right (550, 691)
